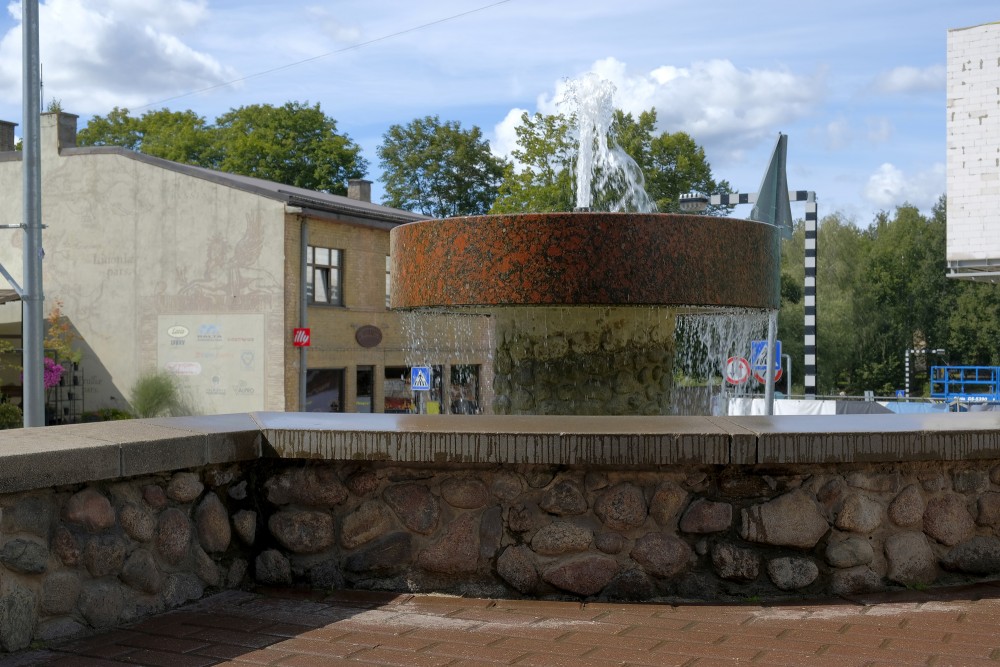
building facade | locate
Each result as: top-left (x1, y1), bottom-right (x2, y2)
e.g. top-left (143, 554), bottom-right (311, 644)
top-left (0, 112), bottom-right (492, 418)
top-left (947, 21), bottom-right (1000, 281)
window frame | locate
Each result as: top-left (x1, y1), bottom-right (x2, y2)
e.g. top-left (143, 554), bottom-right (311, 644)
top-left (306, 245), bottom-right (344, 306)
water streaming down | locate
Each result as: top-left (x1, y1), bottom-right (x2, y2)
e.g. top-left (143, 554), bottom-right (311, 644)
top-left (390, 75), bottom-right (782, 416)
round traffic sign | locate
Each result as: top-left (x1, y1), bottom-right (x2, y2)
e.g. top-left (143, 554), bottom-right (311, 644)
top-left (753, 367), bottom-right (783, 384)
top-left (725, 357), bottom-right (751, 385)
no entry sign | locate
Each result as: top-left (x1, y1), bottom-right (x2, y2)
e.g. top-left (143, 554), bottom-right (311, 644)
top-left (725, 357), bottom-right (751, 385)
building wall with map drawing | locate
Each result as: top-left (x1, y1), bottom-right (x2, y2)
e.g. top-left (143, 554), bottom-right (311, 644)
top-left (0, 112), bottom-right (492, 416)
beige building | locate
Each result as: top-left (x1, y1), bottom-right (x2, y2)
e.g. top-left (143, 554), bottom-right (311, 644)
top-left (0, 112), bottom-right (491, 419)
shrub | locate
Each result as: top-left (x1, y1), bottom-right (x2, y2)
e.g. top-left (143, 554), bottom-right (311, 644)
top-left (130, 371), bottom-right (194, 418)
top-left (0, 402), bottom-right (23, 429)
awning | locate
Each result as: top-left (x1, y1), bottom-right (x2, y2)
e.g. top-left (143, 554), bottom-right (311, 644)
top-left (0, 290), bottom-right (21, 305)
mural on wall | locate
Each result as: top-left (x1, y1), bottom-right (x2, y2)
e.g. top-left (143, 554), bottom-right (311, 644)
top-left (178, 213), bottom-right (280, 298)
top-left (141, 210), bottom-right (286, 413)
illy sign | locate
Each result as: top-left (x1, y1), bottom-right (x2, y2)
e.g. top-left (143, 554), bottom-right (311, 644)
top-left (292, 328), bottom-right (311, 347)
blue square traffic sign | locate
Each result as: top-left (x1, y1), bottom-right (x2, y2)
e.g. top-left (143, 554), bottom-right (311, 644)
top-left (411, 366), bottom-right (432, 391)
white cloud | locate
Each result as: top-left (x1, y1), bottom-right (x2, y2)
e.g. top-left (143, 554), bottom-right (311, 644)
top-left (863, 162), bottom-right (945, 211)
top-left (866, 117), bottom-right (892, 143)
top-left (490, 107), bottom-right (527, 160)
top-left (871, 65), bottom-right (945, 95)
top-left (825, 117), bottom-right (852, 150)
top-left (0, 0), bottom-right (238, 115)
top-left (304, 7), bottom-right (362, 44)
top-left (526, 57), bottom-right (823, 163)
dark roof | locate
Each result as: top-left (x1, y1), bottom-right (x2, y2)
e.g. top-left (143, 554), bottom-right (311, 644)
top-left (60, 146), bottom-right (430, 228)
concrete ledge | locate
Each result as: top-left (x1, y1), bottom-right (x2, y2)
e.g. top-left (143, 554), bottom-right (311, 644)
top-left (0, 414), bottom-right (261, 493)
top-left (2, 412), bottom-right (1000, 493)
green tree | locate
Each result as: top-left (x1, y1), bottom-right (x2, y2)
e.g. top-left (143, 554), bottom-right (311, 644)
top-left (377, 115), bottom-right (507, 217)
top-left (612, 110), bottom-right (732, 214)
top-left (78, 107), bottom-right (142, 151)
top-left (79, 102), bottom-right (365, 194)
top-left (490, 112), bottom-right (576, 213)
top-left (81, 108), bottom-right (214, 165)
top-left (212, 102), bottom-right (366, 194)
top-left (490, 109), bottom-right (728, 215)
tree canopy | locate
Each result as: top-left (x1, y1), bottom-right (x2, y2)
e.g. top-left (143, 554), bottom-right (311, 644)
top-left (377, 115), bottom-right (507, 217)
top-left (774, 197), bottom-right (997, 396)
top-left (77, 102), bottom-right (366, 194)
top-left (490, 108), bottom-right (730, 214)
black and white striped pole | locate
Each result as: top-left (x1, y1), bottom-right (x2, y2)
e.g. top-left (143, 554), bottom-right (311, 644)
top-left (680, 188), bottom-right (818, 400)
top-left (905, 348), bottom-right (945, 398)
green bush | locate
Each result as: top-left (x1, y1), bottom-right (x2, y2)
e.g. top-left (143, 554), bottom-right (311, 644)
top-left (82, 408), bottom-right (133, 422)
top-left (0, 402), bottom-right (23, 429)
top-left (130, 371), bottom-right (194, 418)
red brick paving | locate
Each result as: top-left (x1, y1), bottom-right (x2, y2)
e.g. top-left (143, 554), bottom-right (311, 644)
top-left (6, 582), bottom-right (1000, 666)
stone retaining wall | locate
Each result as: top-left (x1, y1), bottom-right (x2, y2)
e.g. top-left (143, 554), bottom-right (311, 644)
top-left (5, 412), bottom-right (1000, 652)
top-left (7, 456), bottom-right (1000, 651)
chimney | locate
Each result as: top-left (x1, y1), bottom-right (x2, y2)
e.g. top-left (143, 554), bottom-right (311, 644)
top-left (58, 112), bottom-right (78, 148)
top-left (40, 111), bottom-right (78, 152)
top-left (347, 179), bottom-right (372, 203)
top-left (0, 121), bottom-right (16, 152)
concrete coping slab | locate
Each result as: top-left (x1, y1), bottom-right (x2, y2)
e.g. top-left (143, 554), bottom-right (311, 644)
top-left (1, 411), bottom-right (999, 493)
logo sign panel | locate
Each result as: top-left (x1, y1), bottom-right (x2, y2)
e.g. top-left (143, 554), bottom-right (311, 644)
top-left (750, 339), bottom-right (782, 383)
top-left (292, 328), bottom-right (311, 347)
top-left (411, 366), bottom-right (432, 391)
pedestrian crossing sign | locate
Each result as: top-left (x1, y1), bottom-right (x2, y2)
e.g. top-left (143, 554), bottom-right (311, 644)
top-left (411, 366), bottom-right (432, 391)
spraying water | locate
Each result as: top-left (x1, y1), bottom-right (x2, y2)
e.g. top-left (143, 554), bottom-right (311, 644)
top-left (559, 74), bottom-right (656, 213)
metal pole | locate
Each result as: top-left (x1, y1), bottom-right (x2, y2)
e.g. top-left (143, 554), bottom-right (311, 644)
top-left (298, 218), bottom-right (308, 410)
top-left (21, 0), bottom-right (43, 427)
top-left (783, 353), bottom-right (792, 396)
top-left (764, 310), bottom-right (777, 415)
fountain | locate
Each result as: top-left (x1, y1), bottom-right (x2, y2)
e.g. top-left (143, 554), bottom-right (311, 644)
top-left (390, 76), bottom-right (780, 415)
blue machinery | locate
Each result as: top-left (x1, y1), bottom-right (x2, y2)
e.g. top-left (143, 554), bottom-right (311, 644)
top-left (930, 366), bottom-right (1000, 403)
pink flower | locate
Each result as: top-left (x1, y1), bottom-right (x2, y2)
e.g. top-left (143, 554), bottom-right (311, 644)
top-left (42, 357), bottom-right (64, 390)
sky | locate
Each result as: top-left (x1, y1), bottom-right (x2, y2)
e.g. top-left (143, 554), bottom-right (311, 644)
top-left (0, 0), bottom-right (996, 225)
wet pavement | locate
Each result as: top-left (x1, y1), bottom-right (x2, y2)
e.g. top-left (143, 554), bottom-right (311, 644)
top-left (5, 582), bottom-right (1000, 666)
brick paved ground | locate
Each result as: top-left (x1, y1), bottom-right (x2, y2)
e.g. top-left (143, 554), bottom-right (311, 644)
top-left (6, 582), bottom-right (1000, 666)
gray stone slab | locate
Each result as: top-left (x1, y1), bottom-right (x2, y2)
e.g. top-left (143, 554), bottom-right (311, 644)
top-left (65, 421), bottom-right (209, 476)
top-left (147, 414), bottom-right (261, 464)
top-left (256, 413), bottom-right (734, 465)
top-left (731, 413), bottom-right (1000, 463)
top-left (0, 428), bottom-right (120, 493)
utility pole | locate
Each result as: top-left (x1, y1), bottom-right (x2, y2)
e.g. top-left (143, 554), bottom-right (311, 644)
top-left (22, 0), bottom-right (44, 427)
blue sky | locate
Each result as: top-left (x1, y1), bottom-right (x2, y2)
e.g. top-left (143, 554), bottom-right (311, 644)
top-left (0, 0), bottom-right (996, 225)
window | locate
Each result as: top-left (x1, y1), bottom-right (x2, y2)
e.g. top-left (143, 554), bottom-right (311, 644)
top-left (306, 246), bottom-right (343, 306)
top-left (305, 368), bottom-right (344, 412)
top-left (385, 255), bottom-right (392, 308)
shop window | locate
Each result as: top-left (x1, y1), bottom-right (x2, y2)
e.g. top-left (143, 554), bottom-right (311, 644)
top-left (306, 246), bottom-right (343, 306)
top-left (305, 368), bottom-right (344, 412)
top-left (356, 366), bottom-right (374, 413)
top-left (384, 366), bottom-right (412, 413)
top-left (450, 364), bottom-right (480, 414)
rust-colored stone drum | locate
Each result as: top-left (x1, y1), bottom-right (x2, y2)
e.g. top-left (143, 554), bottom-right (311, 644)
top-left (389, 212), bottom-right (781, 415)
top-left (389, 213), bottom-right (781, 311)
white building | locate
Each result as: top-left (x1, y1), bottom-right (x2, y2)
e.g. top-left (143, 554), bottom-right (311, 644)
top-left (947, 21), bottom-right (1000, 281)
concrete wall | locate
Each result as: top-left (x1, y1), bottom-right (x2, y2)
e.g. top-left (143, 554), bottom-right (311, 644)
top-left (0, 114), bottom-right (289, 413)
top-left (5, 413), bottom-right (1000, 652)
top-left (946, 22), bottom-right (1000, 269)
